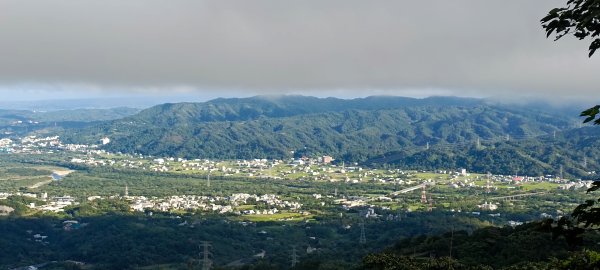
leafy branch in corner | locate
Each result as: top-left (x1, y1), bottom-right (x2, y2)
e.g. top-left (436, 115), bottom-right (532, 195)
top-left (543, 0), bottom-right (600, 125)
top-left (541, 0), bottom-right (600, 58)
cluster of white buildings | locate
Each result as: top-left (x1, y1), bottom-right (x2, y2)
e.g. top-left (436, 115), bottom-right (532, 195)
top-left (0, 135), bottom-right (105, 155)
top-left (478, 201), bottom-right (499, 211)
top-left (126, 193), bottom-right (302, 215)
top-left (336, 197), bottom-right (367, 210)
top-left (560, 180), bottom-right (594, 190)
top-left (0, 191), bottom-right (77, 213)
top-left (0, 191), bottom-right (41, 200)
top-left (0, 138), bottom-right (12, 148)
top-left (128, 195), bottom-right (230, 213)
top-left (33, 196), bottom-right (77, 212)
top-left (71, 157), bottom-right (112, 166)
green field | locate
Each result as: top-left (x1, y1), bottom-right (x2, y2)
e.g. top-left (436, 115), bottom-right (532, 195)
top-left (237, 212), bottom-right (309, 222)
top-left (520, 182), bottom-right (560, 191)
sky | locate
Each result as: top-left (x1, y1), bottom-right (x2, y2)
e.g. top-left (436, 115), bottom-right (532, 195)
top-left (0, 0), bottom-right (598, 104)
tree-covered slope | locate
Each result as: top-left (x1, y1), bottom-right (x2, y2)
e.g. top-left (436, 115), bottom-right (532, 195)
top-left (362, 221), bottom-right (600, 270)
top-left (366, 126), bottom-right (600, 178)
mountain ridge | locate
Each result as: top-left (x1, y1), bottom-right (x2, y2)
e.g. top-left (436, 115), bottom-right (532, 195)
top-left (59, 95), bottom-right (594, 178)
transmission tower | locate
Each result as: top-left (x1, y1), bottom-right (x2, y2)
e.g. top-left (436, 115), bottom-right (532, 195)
top-left (359, 221), bottom-right (366, 245)
top-left (199, 241), bottom-right (213, 270)
top-left (290, 245), bottom-right (299, 268)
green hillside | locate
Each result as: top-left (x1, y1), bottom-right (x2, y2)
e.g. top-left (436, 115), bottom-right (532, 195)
top-left (60, 96), bottom-right (597, 177)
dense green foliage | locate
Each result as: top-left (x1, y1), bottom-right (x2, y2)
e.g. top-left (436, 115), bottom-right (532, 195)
top-left (362, 250), bottom-right (600, 270)
top-left (362, 222), bottom-right (600, 270)
top-left (0, 210), bottom-right (491, 269)
top-left (2, 211), bottom-right (598, 270)
top-left (367, 126), bottom-right (600, 178)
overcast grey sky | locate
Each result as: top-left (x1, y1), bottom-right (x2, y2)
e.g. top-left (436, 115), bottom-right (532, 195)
top-left (0, 0), bottom-right (598, 102)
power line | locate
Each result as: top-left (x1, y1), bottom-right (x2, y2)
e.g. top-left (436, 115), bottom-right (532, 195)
top-left (290, 245), bottom-right (299, 268)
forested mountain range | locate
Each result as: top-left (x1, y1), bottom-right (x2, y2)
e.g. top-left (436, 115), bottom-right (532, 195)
top-left (0, 107), bottom-right (140, 125)
top-left (59, 95), bottom-right (600, 177)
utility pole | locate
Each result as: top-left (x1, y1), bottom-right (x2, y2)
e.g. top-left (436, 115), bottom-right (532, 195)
top-left (207, 171), bottom-right (211, 188)
top-left (291, 245), bottom-right (299, 268)
top-left (553, 130), bottom-right (556, 139)
top-left (200, 241), bottom-right (213, 270)
top-left (476, 137), bottom-right (481, 149)
top-left (449, 226), bottom-right (455, 259)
